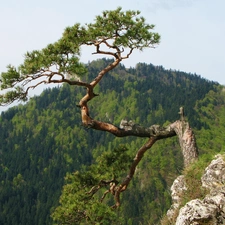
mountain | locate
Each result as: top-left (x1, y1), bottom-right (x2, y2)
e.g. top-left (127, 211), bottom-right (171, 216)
top-left (0, 58), bottom-right (223, 225)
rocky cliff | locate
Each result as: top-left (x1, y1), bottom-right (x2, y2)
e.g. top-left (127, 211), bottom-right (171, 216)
top-left (166, 154), bottom-right (225, 225)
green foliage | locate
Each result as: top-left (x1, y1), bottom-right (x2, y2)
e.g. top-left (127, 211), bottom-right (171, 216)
top-left (0, 7), bottom-right (160, 105)
top-left (52, 145), bottom-right (131, 225)
top-left (1, 65), bottom-right (20, 89)
top-left (0, 85), bottom-right (93, 225)
top-left (12, 173), bottom-right (25, 189)
top-left (86, 7), bottom-right (160, 49)
top-left (195, 86), bottom-right (225, 154)
top-left (0, 59), bottom-right (220, 225)
top-left (183, 154), bottom-right (212, 201)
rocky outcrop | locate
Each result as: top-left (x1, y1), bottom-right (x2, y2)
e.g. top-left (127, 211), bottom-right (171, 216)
top-left (167, 154), bottom-right (225, 225)
top-left (167, 175), bottom-right (187, 220)
top-left (176, 192), bottom-right (225, 225)
top-left (201, 155), bottom-right (225, 190)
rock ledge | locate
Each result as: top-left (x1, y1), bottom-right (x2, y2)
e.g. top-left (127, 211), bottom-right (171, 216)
top-left (168, 154), bottom-right (225, 225)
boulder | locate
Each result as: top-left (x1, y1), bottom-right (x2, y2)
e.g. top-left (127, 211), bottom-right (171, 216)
top-left (167, 154), bottom-right (225, 225)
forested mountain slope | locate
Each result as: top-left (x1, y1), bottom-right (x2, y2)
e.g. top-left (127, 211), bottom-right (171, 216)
top-left (162, 87), bottom-right (225, 224)
top-left (0, 59), bottom-right (222, 225)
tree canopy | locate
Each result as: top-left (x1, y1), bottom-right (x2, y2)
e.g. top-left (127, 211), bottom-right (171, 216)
top-left (0, 7), bottom-right (160, 106)
top-left (0, 7), bottom-right (200, 225)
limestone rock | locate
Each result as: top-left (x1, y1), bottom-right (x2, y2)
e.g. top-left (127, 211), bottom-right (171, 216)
top-left (167, 154), bottom-right (225, 225)
top-left (201, 154), bottom-right (225, 189)
top-left (176, 196), bottom-right (225, 225)
top-left (167, 175), bottom-right (187, 220)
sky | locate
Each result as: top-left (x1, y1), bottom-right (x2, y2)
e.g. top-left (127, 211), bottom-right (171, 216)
top-left (0, 0), bottom-right (225, 111)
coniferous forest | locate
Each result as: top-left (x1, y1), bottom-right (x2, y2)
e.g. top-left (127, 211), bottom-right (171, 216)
top-left (0, 59), bottom-right (225, 224)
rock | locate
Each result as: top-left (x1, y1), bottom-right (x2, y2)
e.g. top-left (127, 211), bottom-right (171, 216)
top-left (167, 175), bottom-right (187, 220)
top-left (176, 199), bottom-right (218, 225)
top-left (201, 154), bottom-right (225, 190)
top-left (175, 187), bottom-right (225, 225)
top-left (166, 154), bottom-right (225, 225)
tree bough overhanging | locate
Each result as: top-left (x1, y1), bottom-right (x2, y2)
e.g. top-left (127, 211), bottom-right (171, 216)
top-left (0, 7), bottom-right (198, 224)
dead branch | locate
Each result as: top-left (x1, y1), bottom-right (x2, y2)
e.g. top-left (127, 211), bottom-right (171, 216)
top-left (81, 108), bottom-right (198, 208)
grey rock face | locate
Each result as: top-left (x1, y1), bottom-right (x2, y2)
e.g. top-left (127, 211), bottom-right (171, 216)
top-left (167, 154), bottom-right (225, 225)
top-left (201, 155), bottom-right (225, 189)
top-left (176, 198), bottom-right (223, 225)
top-left (167, 175), bottom-right (187, 220)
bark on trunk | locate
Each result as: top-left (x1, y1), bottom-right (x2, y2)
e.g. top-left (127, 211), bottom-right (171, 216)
top-left (81, 106), bottom-right (199, 207)
top-left (171, 120), bottom-right (198, 168)
top-left (81, 112), bottom-right (199, 167)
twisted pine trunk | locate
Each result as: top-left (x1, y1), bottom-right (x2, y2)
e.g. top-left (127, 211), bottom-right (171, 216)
top-left (83, 106), bottom-right (199, 208)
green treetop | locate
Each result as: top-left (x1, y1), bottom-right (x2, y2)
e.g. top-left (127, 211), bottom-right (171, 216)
top-left (0, 7), bottom-right (160, 106)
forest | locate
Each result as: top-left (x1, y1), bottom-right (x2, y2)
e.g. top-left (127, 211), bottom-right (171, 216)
top-left (0, 58), bottom-right (224, 224)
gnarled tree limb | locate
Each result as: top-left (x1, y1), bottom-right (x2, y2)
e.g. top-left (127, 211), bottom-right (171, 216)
top-left (81, 110), bottom-right (198, 208)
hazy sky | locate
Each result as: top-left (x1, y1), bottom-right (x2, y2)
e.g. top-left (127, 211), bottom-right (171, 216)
top-left (0, 0), bottom-right (224, 90)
